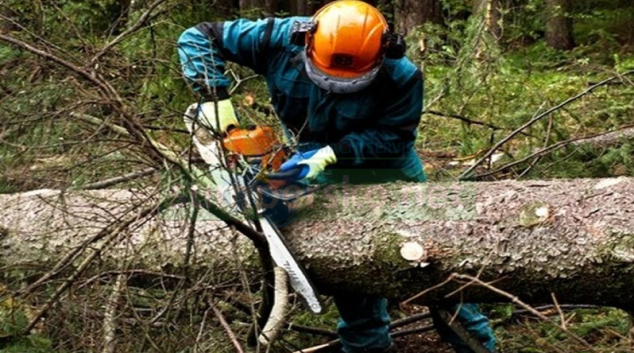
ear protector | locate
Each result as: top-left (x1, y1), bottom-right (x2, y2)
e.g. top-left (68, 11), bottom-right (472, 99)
top-left (382, 31), bottom-right (407, 59)
top-left (290, 21), bottom-right (407, 60)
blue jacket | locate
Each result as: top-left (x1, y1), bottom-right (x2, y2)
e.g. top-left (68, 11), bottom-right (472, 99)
top-left (178, 17), bottom-right (426, 183)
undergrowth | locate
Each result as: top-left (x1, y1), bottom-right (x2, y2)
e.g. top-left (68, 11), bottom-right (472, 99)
top-left (410, 4), bottom-right (634, 182)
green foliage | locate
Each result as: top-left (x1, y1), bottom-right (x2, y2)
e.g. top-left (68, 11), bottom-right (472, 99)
top-left (0, 304), bottom-right (53, 352)
top-left (503, 0), bottom-right (548, 48)
top-left (0, 0), bottom-right (209, 192)
top-left (522, 143), bottom-right (634, 179)
top-left (413, 14), bottom-right (512, 157)
top-left (495, 307), bottom-right (632, 352)
top-left (406, 0), bottom-right (634, 181)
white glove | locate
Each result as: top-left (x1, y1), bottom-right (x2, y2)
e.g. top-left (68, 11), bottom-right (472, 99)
top-left (182, 102), bottom-right (242, 211)
top-left (183, 99), bottom-right (239, 163)
top-left (197, 99), bottom-right (239, 134)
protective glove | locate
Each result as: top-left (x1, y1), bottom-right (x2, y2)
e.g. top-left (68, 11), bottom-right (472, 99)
top-left (182, 99), bottom-right (240, 211)
top-left (197, 99), bottom-right (239, 134)
top-left (276, 146), bottom-right (337, 181)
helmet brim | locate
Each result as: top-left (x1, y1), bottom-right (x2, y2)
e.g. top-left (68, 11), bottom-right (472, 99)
top-left (303, 52), bottom-right (382, 94)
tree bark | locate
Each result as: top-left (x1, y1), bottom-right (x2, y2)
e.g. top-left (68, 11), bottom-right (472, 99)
top-left (544, 0), bottom-right (575, 50)
top-left (3, 177), bottom-right (634, 309)
top-left (296, 0), bottom-right (308, 16)
top-left (571, 126), bottom-right (634, 149)
top-left (472, 0), bottom-right (501, 39)
top-left (291, 0), bottom-right (328, 17)
top-left (394, 0), bottom-right (442, 35)
top-left (263, 0), bottom-right (279, 16)
top-left (214, 0), bottom-right (236, 18)
top-left (239, 0), bottom-right (257, 14)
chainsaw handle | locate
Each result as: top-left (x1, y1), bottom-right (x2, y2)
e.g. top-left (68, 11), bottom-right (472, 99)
top-left (266, 166), bottom-right (305, 180)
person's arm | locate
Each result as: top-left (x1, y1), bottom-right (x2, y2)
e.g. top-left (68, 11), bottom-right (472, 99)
top-left (329, 62), bottom-right (424, 167)
top-left (178, 17), bottom-right (306, 134)
top-left (177, 17), bottom-right (306, 99)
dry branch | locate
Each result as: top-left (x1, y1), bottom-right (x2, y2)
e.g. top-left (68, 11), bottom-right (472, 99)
top-left (90, 0), bottom-right (168, 65)
top-left (570, 125), bottom-right (634, 149)
top-left (0, 34), bottom-right (116, 98)
top-left (259, 267), bottom-right (290, 346)
top-left (102, 273), bottom-right (127, 353)
top-left (459, 70), bottom-right (634, 180)
top-left (81, 168), bottom-right (157, 190)
top-left (480, 124), bottom-right (634, 179)
top-left (211, 300), bottom-right (246, 353)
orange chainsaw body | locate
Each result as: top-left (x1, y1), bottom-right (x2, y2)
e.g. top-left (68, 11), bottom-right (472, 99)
top-left (222, 125), bottom-right (287, 188)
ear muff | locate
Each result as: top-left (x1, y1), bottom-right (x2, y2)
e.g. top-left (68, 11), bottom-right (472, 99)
top-left (290, 21), bottom-right (317, 46)
top-left (382, 31), bottom-right (407, 59)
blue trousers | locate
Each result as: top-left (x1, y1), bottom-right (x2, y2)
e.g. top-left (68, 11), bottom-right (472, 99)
top-left (334, 295), bottom-right (496, 353)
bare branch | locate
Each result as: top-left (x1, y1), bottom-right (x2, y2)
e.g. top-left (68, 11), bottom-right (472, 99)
top-left (20, 192), bottom-right (164, 294)
top-left (193, 306), bottom-right (213, 353)
top-left (90, 0), bottom-right (169, 65)
top-left (81, 168), bottom-right (157, 190)
top-left (551, 292), bottom-right (566, 330)
top-left (21, 194), bottom-right (180, 335)
top-left (69, 112), bottom-right (267, 245)
top-left (459, 70), bottom-right (634, 180)
top-left (102, 273), bottom-right (127, 353)
top-left (0, 34), bottom-right (120, 100)
top-left (449, 273), bottom-right (594, 350)
top-left (478, 124), bottom-right (634, 179)
top-left (211, 300), bottom-right (246, 353)
top-left (390, 312), bottom-right (432, 329)
top-left (425, 109), bottom-right (505, 132)
top-left (259, 267), bottom-right (289, 346)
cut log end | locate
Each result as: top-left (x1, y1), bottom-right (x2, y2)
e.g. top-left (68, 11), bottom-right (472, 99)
top-left (594, 177), bottom-right (626, 190)
top-left (400, 241), bottom-right (428, 268)
top-left (519, 201), bottom-right (553, 227)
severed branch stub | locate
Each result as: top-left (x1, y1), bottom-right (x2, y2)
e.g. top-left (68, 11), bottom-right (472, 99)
top-left (400, 242), bottom-right (429, 268)
top-left (258, 267), bottom-right (290, 346)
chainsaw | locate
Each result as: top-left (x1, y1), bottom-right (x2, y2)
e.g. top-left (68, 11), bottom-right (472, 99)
top-left (214, 124), bottom-right (324, 314)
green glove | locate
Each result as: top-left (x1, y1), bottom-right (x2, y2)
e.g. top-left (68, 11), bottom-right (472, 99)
top-left (197, 99), bottom-right (239, 134)
top-left (275, 146), bottom-right (337, 181)
top-left (298, 146), bottom-right (337, 179)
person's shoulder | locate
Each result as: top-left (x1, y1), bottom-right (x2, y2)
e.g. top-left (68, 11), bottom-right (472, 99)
top-left (223, 16), bottom-right (310, 33)
top-left (381, 57), bottom-right (421, 83)
top-left (270, 16), bottom-right (311, 28)
top-left (263, 16), bottom-right (312, 49)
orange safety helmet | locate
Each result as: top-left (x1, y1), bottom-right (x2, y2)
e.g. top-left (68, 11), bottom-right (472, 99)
top-left (303, 1), bottom-right (390, 94)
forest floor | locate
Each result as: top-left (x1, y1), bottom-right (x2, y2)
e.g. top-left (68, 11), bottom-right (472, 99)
top-left (396, 332), bottom-right (454, 353)
top-left (393, 304), bottom-right (455, 353)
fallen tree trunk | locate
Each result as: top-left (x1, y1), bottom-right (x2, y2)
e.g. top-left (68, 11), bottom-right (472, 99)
top-left (571, 125), bottom-right (634, 149)
top-left (2, 177), bottom-right (634, 309)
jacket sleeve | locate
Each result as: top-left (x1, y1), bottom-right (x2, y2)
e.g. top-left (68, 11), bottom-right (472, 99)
top-left (329, 62), bottom-right (424, 167)
top-left (177, 17), bottom-right (306, 98)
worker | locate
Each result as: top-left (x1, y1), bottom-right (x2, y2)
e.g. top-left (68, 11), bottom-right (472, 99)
top-left (177, 1), bottom-right (496, 352)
